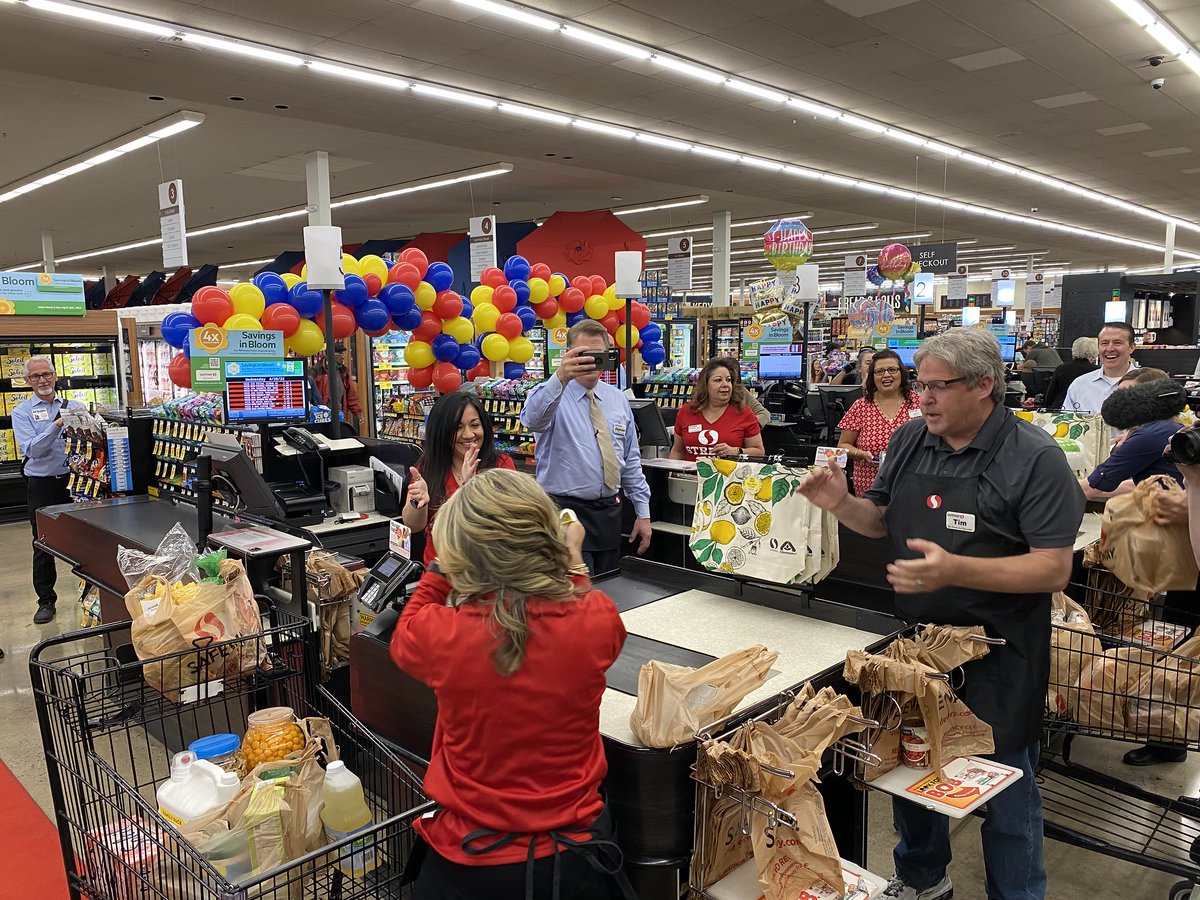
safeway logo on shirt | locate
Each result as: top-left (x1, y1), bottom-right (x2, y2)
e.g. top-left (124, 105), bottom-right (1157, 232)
top-left (696, 429), bottom-right (719, 446)
top-left (926, 494), bottom-right (942, 509)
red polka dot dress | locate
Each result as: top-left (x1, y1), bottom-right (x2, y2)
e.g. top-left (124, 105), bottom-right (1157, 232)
top-left (838, 393), bottom-right (920, 496)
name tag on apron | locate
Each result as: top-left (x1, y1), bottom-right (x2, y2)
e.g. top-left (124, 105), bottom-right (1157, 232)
top-left (33, 408), bottom-right (49, 422)
top-left (946, 511), bottom-right (976, 533)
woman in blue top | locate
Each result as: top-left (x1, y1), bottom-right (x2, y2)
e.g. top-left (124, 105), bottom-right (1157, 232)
top-left (1079, 369), bottom-right (1185, 500)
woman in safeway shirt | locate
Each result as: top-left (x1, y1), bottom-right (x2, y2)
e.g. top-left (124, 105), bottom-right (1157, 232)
top-left (669, 357), bottom-right (764, 462)
top-left (390, 468), bottom-right (632, 900)
top-left (402, 392), bottom-right (515, 567)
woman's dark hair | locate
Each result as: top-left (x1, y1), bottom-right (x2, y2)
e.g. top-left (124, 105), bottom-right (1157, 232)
top-left (863, 348), bottom-right (914, 401)
top-left (689, 357), bottom-right (746, 412)
top-left (421, 392), bottom-right (499, 511)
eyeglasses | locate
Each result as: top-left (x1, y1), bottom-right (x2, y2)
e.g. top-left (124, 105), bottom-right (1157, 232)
top-left (26, 372), bottom-right (55, 381)
top-left (873, 367), bottom-right (902, 376)
top-left (913, 376), bottom-right (967, 394)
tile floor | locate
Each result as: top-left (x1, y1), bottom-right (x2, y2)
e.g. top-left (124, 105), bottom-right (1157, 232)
top-left (1, 521), bottom-right (1198, 898)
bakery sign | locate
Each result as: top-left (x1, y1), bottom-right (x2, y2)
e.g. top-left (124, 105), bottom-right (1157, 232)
top-left (845, 291), bottom-right (911, 314)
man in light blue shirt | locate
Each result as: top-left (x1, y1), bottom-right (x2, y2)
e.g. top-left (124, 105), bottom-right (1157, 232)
top-left (522, 320), bottom-right (652, 575)
top-left (12, 356), bottom-right (82, 624)
top-left (1063, 323), bottom-right (1136, 413)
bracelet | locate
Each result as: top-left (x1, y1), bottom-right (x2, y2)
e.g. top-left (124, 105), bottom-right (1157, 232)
top-left (567, 563), bottom-right (590, 576)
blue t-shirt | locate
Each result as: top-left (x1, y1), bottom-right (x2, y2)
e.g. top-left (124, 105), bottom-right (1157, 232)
top-left (1087, 418), bottom-right (1183, 492)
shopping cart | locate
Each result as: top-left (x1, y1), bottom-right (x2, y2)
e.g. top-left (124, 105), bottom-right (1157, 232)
top-left (30, 605), bottom-right (433, 900)
top-left (1043, 578), bottom-right (1200, 900)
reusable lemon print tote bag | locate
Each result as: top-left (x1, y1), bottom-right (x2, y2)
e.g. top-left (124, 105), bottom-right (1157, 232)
top-left (1013, 411), bottom-right (1108, 478)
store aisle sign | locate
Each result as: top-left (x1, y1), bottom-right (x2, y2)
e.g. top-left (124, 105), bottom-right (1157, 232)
top-left (158, 179), bottom-right (188, 269)
top-left (1025, 273), bottom-right (1045, 311)
top-left (843, 254), bottom-right (867, 296)
top-left (468, 215), bottom-right (497, 281)
top-left (910, 242), bottom-right (957, 274)
top-left (947, 267), bottom-right (969, 302)
top-left (0, 271), bottom-right (85, 316)
top-left (189, 327), bottom-right (284, 391)
top-left (667, 236), bottom-right (693, 291)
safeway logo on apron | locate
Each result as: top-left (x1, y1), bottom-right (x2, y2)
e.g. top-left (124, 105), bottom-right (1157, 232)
top-left (926, 494), bottom-right (942, 509)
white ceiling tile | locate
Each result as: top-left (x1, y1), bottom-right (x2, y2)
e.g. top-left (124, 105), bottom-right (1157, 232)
top-left (824, 0), bottom-right (920, 17)
top-left (947, 47), bottom-right (1025, 71)
top-left (1096, 122), bottom-right (1152, 136)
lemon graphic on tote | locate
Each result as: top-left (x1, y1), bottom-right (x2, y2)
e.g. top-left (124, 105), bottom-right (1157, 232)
top-left (743, 475), bottom-right (762, 494)
top-left (724, 483), bottom-right (745, 504)
top-left (712, 458), bottom-right (737, 476)
top-left (756, 477), bottom-right (773, 502)
top-left (755, 511), bottom-right (772, 536)
top-left (709, 520), bottom-right (737, 544)
top-left (1054, 422), bottom-right (1069, 438)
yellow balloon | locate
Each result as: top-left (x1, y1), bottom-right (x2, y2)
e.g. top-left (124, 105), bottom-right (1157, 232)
top-left (548, 274), bottom-right (567, 296)
top-left (404, 340), bottom-right (435, 368)
top-left (481, 333), bottom-right (511, 362)
top-left (342, 253), bottom-right (360, 277)
top-left (605, 287), bottom-right (624, 312)
top-left (442, 316), bottom-right (475, 343)
top-left (281, 272), bottom-right (302, 289)
top-left (229, 283), bottom-right (266, 319)
top-left (287, 319), bottom-right (325, 356)
top-left (584, 295), bottom-right (608, 320)
top-left (615, 324), bottom-right (640, 348)
top-left (508, 336), bottom-right (535, 364)
top-left (224, 312), bottom-right (263, 331)
top-left (415, 281), bottom-right (437, 310)
top-left (357, 254), bottom-right (388, 283)
top-left (472, 303), bottom-right (501, 333)
top-left (300, 262), bottom-right (307, 281)
top-left (542, 310), bottom-right (567, 330)
top-left (528, 277), bottom-right (550, 305)
top-left (470, 284), bottom-right (494, 306)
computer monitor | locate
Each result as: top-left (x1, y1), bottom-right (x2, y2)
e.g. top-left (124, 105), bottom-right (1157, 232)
top-left (998, 336), bottom-right (1017, 363)
top-left (224, 359), bottom-right (309, 424)
top-left (628, 399), bottom-right (672, 446)
top-left (758, 343), bottom-right (806, 380)
top-left (816, 384), bottom-right (864, 437)
top-left (887, 339), bottom-right (921, 368)
top-left (201, 445), bottom-right (287, 520)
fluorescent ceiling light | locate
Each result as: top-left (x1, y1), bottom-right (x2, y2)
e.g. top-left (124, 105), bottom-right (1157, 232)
top-left (26, 0), bottom-right (174, 35)
top-left (181, 33), bottom-right (305, 66)
top-left (0, 110), bottom-right (203, 206)
top-left (415, 84), bottom-right (495, 109)
top-left (690, 145), bottom-right (741, 162)
top-left (787, 97), bottom-right (840, 119)
top-left (573, 118), bottom-right (635, 138)
top-left (453, 0), bottom-right (558, 30)
top-left (613, 195), bottom-right (709, 216)
top-left (636, 133), bottom-right (691, 151)
top-left (309, 61), bottom-right (411, 90)
top-left (651, 55), bottom-right (725, 84)
top-left (840, 113), bottom-right (886, 134)
top-left (498, 103), bottom-right (571, 124)
top-left (219, 258), bottom-right (276, 269)
top-left (725, 80), bottom-right (787, 103)
top-left (1145, 21), bottom-right (1186, 56)
top-left (561, 25), bottom-right (650, 58)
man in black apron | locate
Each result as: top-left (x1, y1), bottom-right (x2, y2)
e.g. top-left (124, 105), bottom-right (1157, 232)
top-left (801, 330), bottom-right (1084, 900)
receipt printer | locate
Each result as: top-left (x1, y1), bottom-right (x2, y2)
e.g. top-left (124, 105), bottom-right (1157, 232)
top-left (328, 465), bottom-right (376, 515)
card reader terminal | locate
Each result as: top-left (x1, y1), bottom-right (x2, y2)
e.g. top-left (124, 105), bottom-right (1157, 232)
top-left (353, 551), bottom-right (423, 634)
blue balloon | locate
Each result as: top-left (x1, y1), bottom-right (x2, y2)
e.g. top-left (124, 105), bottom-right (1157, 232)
top-left (641, 342), bottom-right (667, 367)
top-left (640, 322), bottom-right (663, 344)
top-left (510, 279), bottom-right (531, 304)
top-left (457, 344), bottom-right (481, 371)
top-left (355, 298), bottom-right (390, 332)
top-left (378, 283), bottom-right (415, 317)
top-left (393, 307), bottom-right (423, 331)
top-left (515, 307), bottom-right (537, 331)
top-left (503, 255), bottom-right (531, 282)
top-left (181, 340), bottom-right (192, 358)
top-left (425, 262), bottom-right (454, 292)
top-left (566, 310), bottom-right (587, 326)
top-left (161, 312), bottom-right (200, 349)
top-left (335, 274), bottom-right (369, 309)
top-left (504, 362), bottom-right (527, 380)
top-left (288, 282), bottom-right (324, 319)
top-left (459, 298), bottom-right (474, 320)
top-left (253, 271), bottom-right (288, 306)
top-left (432, 334), bottom-right (460, 363)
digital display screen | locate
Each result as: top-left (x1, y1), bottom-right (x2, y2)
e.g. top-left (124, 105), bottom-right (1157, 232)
top-left (374, 556), bottom-right (401, 579)
top-left (758, 343), bottom-right (805, 379)
top-left (887, 339), bottom-right (921, 368)
top-left (998, 336), bottom-right (1017, 363)
top-left (224, 360), bottom-right (308, 423)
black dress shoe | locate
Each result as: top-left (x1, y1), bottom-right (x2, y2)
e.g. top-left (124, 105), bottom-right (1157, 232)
top-left (33, 604), bottom-right (55, 625)
top-left (1123, 744), bottom-right (1188, 766)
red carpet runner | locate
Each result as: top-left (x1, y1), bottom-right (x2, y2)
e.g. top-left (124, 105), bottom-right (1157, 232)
top-left (0, 757), bottom-right (69, 898)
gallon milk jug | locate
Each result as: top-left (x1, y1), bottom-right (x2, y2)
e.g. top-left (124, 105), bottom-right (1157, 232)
top-left (157, 751), bottom-right (240, 828)
top-left (321, 760), bottom-right (377, 878)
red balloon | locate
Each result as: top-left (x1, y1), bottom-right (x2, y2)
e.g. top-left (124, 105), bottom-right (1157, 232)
top-left (191, 286), bottom-right (233, 327)
top-left (492, 285), bottom-right (518, 313)
top-left (559, 287), bottom-right (586, 313)
top-left (400, 247), bottom-right (429, 276)
top-left (480, 266), bottom-right (507, 289)
top-left (631, 302), bottom-right (652, 329)
top-left (331, 300), bottom-right (357, 340)
top-left (618, 347), bottom-right (629, 363)
top-left (433, 361), bottom-right (462, 394)
top-left (589, 275), bottom-right (607, 296)
top-left (495, 312), bottom-right (523, 340)
top-left (408, 365), bottom-right (434, 390)
top-left (600, 312), bottom-right (620, 334)
top-left (168, 352), bottom-right (191, 388)
top-left (467, 360), bottom-right (491, 380)
top-left (388, 262), bottom-right (422, 290)
top-left (364, 273), bottom-right (383, 297)
top-left (530, 263), bottom-right (552, 281)
top-left (532, 298), bottom-right (559, 319)
top-left (261, 302), bottom-right (301, 338)
top-left (432, 290), bottom-right (464, 320)
top-left (413, 310), bottom-right (442, 342)
top-left (615, 304), bottom-right (627, 323)
top-left (571, 275), bottom-right (591, 293)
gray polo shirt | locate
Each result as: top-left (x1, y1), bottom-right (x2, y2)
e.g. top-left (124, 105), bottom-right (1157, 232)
top-left (864, 402), bottom-right (1084, 550)
top-left (1023, 345), bottom-right (1062, 368)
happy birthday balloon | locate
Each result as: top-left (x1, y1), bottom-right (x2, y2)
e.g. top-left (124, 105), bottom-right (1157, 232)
top-left (877, 243), bottom-right (913, 280)
top-left (763, 218), bottom-right (814, 271)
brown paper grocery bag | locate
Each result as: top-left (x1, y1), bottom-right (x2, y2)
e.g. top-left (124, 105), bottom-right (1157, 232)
top-left (1100, 475), bottom-right (1198, 596)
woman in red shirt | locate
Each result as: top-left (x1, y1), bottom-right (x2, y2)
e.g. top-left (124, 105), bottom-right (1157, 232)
top-left (836, 348), bottom-right (920, 496)
top-left (390, 468), bottom-right (632, 899)
top-left (668, 357), bottom-right (764, 462)
top-left (403, 392), bottom-right (515, 566)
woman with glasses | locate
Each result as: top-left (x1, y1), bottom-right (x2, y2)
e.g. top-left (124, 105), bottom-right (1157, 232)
top-left (836, 349), bottom-right (920, 496)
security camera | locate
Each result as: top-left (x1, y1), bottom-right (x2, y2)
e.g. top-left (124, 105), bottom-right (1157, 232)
top-left (1149, 55), bottom-right (1165, 67)
top-left (1152, 77), bottom-right (1166, 90)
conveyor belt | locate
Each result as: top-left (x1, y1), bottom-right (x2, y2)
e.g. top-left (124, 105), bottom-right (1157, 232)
top-left (606, 634), bottom-right (716, 696)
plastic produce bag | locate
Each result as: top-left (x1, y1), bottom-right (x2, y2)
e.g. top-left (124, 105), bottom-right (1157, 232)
top-left (1048, 592), bottom-right (1104, 720)
top-left (117, 522), bottom-right (196, 589)
top-left (1126, 635), bottom-right (1200, 744)
top-left (1099, 475), bottom-right (1198, 596)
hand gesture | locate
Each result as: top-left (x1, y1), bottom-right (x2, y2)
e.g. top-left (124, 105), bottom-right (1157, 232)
top-left (1153, 487), bottom-right (1189, 527)
top-left (712, 442), bottom-right (737, 458)
top-left (407, 466), bottom-right (429, 509)
top-left (797, 451), bottom-right (850, 512)
top-left (555, 345), bottom-right (598, 384)
top-left (565, 520), bottom-right (586, 565)
top-left (460, 445), bottom-right (480, 482)
top-left (887, 539), bottom-right (952, 594)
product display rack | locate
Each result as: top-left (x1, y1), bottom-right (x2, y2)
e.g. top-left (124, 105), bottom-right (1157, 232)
top-left (64, 430), bottom-right (111, 502)
top-left (642, 369), bottom-right (701, 412)
top-left (149, 413), bottom-right (262, 505)
top-left (371, 330), bottom-right (416, 436)
top-left (377, 389), bottom-right (437, 443)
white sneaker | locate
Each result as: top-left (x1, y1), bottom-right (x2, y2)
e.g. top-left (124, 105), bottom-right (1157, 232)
top-left (881, 874), bottom-right (953, 900)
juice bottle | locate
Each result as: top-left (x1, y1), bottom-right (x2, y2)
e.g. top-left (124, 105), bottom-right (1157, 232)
top-left (320, 761), bottom-right (377, 878)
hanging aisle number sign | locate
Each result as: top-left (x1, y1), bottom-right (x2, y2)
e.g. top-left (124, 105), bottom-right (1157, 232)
top-left (158, 179), bottom-right (188, 268)
top-left (468, 215), bottom-right (497, 280)
top-left (667, 236), bottom-right (693, 290)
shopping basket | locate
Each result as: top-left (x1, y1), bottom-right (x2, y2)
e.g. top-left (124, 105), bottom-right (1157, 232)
top-left (30, 607), bottom-right (432, 900)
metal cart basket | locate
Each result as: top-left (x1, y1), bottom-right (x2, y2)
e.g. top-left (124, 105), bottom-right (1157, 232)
top-left (31, 608), bottom-right (432, 900)
top-left (1042, 579), bottom-right (1200, 900)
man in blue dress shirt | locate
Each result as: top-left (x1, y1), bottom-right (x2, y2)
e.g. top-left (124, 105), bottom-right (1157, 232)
top-left (11, 356), bottom-right (81, 624)
top-left (522, 320), bottom-right (652, 575)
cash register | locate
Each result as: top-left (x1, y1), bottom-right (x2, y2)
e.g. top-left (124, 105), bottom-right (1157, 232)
top-left (352, 551), bottom-right (423, 633)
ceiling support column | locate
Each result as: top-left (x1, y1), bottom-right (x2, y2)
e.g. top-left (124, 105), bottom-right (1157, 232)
top-left (712, 210), bottom-right (731, 307)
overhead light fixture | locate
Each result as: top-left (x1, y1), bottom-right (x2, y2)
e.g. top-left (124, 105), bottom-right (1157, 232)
top-left (26, 0), bottom-right (174, 35)
top-left (0, 110), bottom-right (204, 205)
top-left (612, 195), bottom-right (709, 216)
top-left (219, 257), bottom-right (276, 269)
top-left (498, 103), bottom-right (571, 124)
top-left (650, 54), bottom-right (725, 84)
top-left (181, 33), bottom-right (306, 66)
top-left (452, 0), bottom-right (558, 30)
top-left (309, 61), bottom-right (412, 91)
top-left (414, 84), bottom-right (495, 109)
top-left (560, 25), bottom-right (651, 58)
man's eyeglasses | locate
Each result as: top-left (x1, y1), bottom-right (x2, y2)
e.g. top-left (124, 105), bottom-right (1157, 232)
top-left (913, 376), bottom-right (967, 394)
top-left (873, 367), bottom-right (902, 376)
top-left (26, 372), bottom-right (55, 382)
